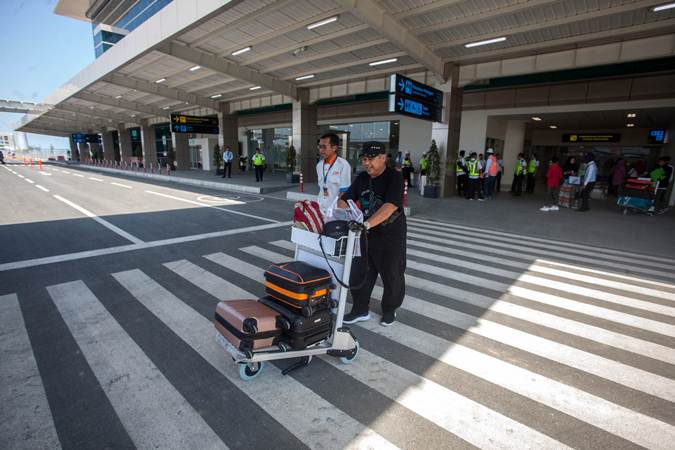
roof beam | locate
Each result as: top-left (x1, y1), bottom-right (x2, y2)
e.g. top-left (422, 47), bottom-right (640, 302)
top-left (22, 126), bottom-right (71, 137)
top-left (45, 109), bottom-right (112, 128)
top-left (74, 91), bottom-right (168, 117)
top-left (157, 41), bottom-right (299, 99)
top-left (393, 0), bottom-right (465, 20)
top-left (337, 0), bottom-right (446, 80)
top-left (432, 0), bottom-right (665, 50)
top-left (298, 63), bottom-right (424, 88)
top-left (40, 114), bottom-right (109, 131)
top-left (103, 73), bottom-right (217, 110)
top-left (452, 18), bottom-right (675, 64)
top-left (282, 51), bottom-right (406, 80)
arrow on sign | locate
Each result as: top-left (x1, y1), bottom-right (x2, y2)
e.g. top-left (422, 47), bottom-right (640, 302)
top-left (398, 80), bottom-right (405, 92)
top-left (398, 99), bottom-right (404, 110)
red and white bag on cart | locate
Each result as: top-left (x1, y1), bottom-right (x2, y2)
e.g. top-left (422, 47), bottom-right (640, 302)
top-left (293, 200), bottom-right (324, 233)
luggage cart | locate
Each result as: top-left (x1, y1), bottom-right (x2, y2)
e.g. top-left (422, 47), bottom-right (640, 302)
top-left (216, 226), bottom-right (361, 380)
top-left (617, 178), bottom-right (668, 216)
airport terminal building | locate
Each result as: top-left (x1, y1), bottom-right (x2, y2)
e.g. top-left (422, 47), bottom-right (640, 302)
top-left (16, 0), bottom-right (675, 195)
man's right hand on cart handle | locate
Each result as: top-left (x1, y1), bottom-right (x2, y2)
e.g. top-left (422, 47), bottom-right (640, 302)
top-left (337, 199), bottom-right (397, 231)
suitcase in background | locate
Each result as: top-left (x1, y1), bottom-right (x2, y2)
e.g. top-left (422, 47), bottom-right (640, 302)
top-left (214, 300), bottom-right (281, 353)
top-left (259, 296), bottom-right (333, 350)
top-left (264, 261), bottom-right (333, 317)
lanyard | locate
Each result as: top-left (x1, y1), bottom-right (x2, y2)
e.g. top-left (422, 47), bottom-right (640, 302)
top-left (323, 158), bottom-right (337, 185)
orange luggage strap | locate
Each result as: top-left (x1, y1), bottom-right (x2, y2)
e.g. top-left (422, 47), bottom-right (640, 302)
top-left (265, 281), bottom-right (328, 301)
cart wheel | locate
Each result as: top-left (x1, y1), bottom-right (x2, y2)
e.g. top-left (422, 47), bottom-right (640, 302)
top-left (239, 361), bottom-right (265, 381)
top-left (340, 340), bottom-right (359, 364)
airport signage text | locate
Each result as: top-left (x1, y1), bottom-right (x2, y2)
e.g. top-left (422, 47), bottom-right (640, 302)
top-left (388, 74), bottom-right (443, 122)
top-left (648, 129), bottom-right (666, 144)
top-left (171, 114), bottom-right (219, 134)
top-left (562, 133), bottom-right (621, 143)
top-left (72, 133), bottom-right (101, 144)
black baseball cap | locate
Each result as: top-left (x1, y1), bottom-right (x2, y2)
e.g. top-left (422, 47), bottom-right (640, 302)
top-left (360, 141), bottom-right (385, 157)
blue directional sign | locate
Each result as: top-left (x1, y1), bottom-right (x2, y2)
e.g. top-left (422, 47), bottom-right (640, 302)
top-left (388, 73), bottom-right (443, 122)
top-left (648, 129), bottom-right (666, 144)
top-left (72, 133), bottom-right (101, 144)
top-left (171, 113), bottom-right (219, 134)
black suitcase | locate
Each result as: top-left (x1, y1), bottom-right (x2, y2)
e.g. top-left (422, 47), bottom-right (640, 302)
top-left (259, 296), bottom-right (333, 350)
top-left (264, 261), bottom-right (333, 317)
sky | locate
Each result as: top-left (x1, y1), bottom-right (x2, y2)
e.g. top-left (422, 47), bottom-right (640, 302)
top-left (0, 0), bottom-right (94, 149)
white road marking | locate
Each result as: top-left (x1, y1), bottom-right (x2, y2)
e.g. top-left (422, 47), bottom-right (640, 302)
top-left (25, 178), bottom-right (35, 184)
top-left (36, 185), bottom-right (49, 192)
top-left (17, 174), bottom-right (25, 178)
top-left (111, 182), bottom-right (132, 189)
top-left (61, 170), bottom-right (70, 174)
top-left (0, 294), bottom-right (61, 450)
top-left (0, 222), bottom-right (290, 272)
top-left (113, 269), bottom-right (398, 450)
top-left (38, 171), bottom-right (52, 176)
top-left (72, 173), bottom-right (85, 178)
top-left (145, 190), bottom-right (277, 223)
top-left (88, 177), bottom-right (103, 182)
top-left (52, 195), bottom-right (143, 245)
top-left (47, 281), bottom-right (228, 450)
top-left (163, 260), bottom-right (251, 300)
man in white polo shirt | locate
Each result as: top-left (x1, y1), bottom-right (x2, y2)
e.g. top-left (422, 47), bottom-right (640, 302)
top-left (316, 132), bottom-right (351, 214)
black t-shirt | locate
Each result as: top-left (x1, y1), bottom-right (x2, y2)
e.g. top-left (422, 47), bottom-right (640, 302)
top-left (343, 166), bottom-right (406, 249)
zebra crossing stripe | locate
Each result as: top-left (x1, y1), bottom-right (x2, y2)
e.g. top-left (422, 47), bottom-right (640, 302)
top-left (203, 252), bottom-right (569, 449)
top-left (163, 259), bottom-right (252, 300)
top-left (408, 217), bottom-right (675, 266)
top-left (407, 228), bottom-right (675, 281)
top-left (244, 245), bottom-right (675, 403)
top-left (111, 269), bottom-right (398, 450)
top-left (47, 281), bottom-right (228, 450)
top-left (407, 238), bottom-right (675, 302)
top-left (0, 294), bottom-right (61, 450)
top-left (405, 247), bottom-right (675, 316)
top-left (356, 314), bottom-right (675, 450)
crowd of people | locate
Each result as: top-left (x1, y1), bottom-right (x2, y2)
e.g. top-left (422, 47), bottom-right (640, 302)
top-left (455, 149), bottom-right (504, 200)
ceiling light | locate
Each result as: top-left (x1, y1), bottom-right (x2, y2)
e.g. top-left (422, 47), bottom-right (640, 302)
top-left (465, 37), bottom-right (507, 48)
top-left (231, 46), bottom-right (251, 56)
top-left (627, 113), bottom-right (636, 118)
top-left (115, 95), bottom-right (122, 99)
top-left (162, 106), bottom-right (171, 110)
top-left (155, 78), bottom-right (166, 83)
top-left (131, 114), bottom-right (136, 118)
top-left (295, 74), bottom-right (315, 81)
top-left (307, 16), bottom-right (338, 30)
top-left (531, 117), bottom-right (542, 121)
top-left (369, 58), bottom-right (398, 66)
top-left (292, 46), bottom-right (307, 56)
top-left (627, 123), bottom-right (635, 127)
top-left (653, 2), bottom-right (675, 12)
top-left (249, 86), bottom-right (261, 90)
top-left (549, 125), bottom-right (557, 129)
top-left (210, 94), bottom-right (222, 98)
top-left (189, 65), bottom-right (201, 71)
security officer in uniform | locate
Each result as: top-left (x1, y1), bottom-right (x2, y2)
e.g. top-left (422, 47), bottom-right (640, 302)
top-left (456, 150), bottom-right (467, 197)
top-left (511, 153), bottom-right (527, 196)
top-left (252, 147), bottom-right (266, 182)
top-left (340, 142), bottom-right (407, 327)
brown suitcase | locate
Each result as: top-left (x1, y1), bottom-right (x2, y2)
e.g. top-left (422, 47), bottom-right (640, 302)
top-left (214, 300), bottom-right (281, 353)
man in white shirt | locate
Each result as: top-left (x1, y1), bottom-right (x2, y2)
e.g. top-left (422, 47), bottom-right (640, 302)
top-left (222, 146), bottom-right (233, 178)
top-left (578, 152), bottom-right (597, 212)
top-left (316, 133), bottom-right (351, 214)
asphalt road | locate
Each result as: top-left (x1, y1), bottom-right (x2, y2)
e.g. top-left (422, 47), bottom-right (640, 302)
top-left (1, 161), bottom-right (674, 450)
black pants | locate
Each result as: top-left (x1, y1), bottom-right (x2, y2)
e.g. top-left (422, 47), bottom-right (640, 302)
top-left (349, 242), bottom-right (406, 315)
top-left (222, 162), bottom-right (232, 178)
top-left (468, 177), bottom-right (480, 199)
top-left (496, 172), bottom-right (502, 192)
top-left (580, 182), bottom-right (595, 210)
top-left (402, 168), bottom-right (413, 187)
top-left (254, 165), bottom-right (264, 181)
top-left (526, 173), bottom-right (535, 193)
top-left (511, 174), bottom-right (523, 195)
top-left (457, 175), bottom-right (467, 197)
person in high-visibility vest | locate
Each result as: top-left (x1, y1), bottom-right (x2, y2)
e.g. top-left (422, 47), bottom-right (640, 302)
top-left (466, 152), bottom-right (482, 201)
top-left (456, 150), bottom-right (467, 197)
top-left (511, 153), bottom-right (527, 196)
top-left (419, 153), bottom-right (428, 176)
top-left (252, 147), bottom-right (266, 182)
top-left (401, 152), bottom-right (414, 188)
top-left (526, 154), bottom-right (539, 193)
top-left (483, 148), bottom-right (499, 199)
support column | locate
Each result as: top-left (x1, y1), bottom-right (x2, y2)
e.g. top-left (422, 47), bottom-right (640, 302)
top-left (117, 123), bottom-right (132, 162)
top-left (69, 138), bottom-right (79, 161)
top-left (218, 103), bottom-right (238, 153)
top-left (292, 89), bottom-right (318, 182)
top-left (502, 120), bottom-right (527, 190)
top-left (171, 131), bottom-right (190, 170)
top-left (101, 130), bottom-right (114, 162)
top-left (78, 143), bottom-right (89, 161)
top-left (140, 120), bottom-right (158, 167)
top-left (431, 64), bottom-right (462, 197)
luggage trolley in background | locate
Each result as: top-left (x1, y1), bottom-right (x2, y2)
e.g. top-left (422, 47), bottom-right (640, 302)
top-left (216, 227), bottom-right (361, 380)
top-left (617, 178), bottom-right (668, 216)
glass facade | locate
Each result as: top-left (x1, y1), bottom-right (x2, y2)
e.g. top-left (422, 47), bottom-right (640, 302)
top-left (246, 128), bottom-right (291, 171)
top-left (92, 0), bottom-right (173, 58)
top-left (320, 120), bottom-right (400, 171)
top-left (154, 124), bottom-right (172, 166)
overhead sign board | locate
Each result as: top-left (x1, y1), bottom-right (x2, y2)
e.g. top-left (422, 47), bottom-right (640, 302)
top-left (648, 129), bottom-right (666, 144)
top-left (562, 133), bottom-right (621, 143)
top-left (388, 73), bottom-right (443, 122)
top-left (171, 113), bottom-right (219, 134)
top-left (72, 133), bottom-right (101, 144)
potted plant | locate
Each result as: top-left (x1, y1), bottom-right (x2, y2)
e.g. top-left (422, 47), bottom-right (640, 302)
top-left (423, 140), bottom-right (441, 198)
top-left (213, 144), bottom-right (223, 175)
top-left (286, 145), bottom-right (300, 183)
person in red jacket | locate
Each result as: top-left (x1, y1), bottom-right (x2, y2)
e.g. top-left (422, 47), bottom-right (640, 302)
top-left (542, 156), bottom-right (564, 211)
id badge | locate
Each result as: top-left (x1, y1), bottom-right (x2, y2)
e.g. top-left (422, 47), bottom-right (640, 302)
top-left (323, 187), bottom-right (329, 196)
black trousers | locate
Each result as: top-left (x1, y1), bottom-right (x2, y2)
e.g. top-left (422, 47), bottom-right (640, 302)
top-left (526, 173), bottom-right (535, 193)
top-left (457, 175), bottom-right (467, 197)
top-left (511, 174), bottom-right (523, 195)
top-left (222, 162), bottom-right (232, 177)
top-left (254, 165), bottom-right (264, 181)
top-left (496, 172), bottom-right (502, 192)
top-left (580, 182), bottom-right (595, 210)
top-left (349, 242), bottom-right (406, 315)
top-left (468, 177), bottom-right (480, 199)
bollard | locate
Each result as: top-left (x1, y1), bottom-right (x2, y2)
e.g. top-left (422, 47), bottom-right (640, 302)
top-left (403, 179), bottom-right (409, 208)
top-left (23, 158), bottom-right (27, 166)
top-left (150, 162), bottom-right (154, 174)
top-left (39, 160), bottom-right (43, 171)
top-left (30, 158), bottom-right (33, 168)
top-left (299, 172), bottom-right (304, 193)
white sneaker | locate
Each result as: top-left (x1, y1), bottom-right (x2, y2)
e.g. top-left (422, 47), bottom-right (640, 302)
top-left (549, 205), bottom-right (559, 211)
top-left (540, 206), bottom-right (551, 211)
